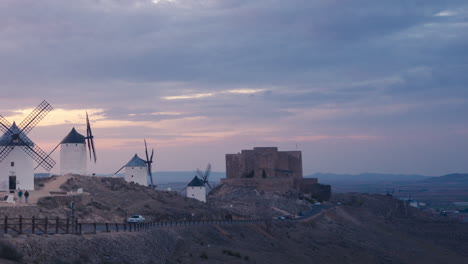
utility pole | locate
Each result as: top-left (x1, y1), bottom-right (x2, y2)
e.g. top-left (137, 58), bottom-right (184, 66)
top-left (70, 201), bottom-right (75, 234)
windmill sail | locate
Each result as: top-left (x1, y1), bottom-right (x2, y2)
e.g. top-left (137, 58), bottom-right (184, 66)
top-left (0, 101), bottom-right (56, 171)
top-left (144, 139), bottom-right (155, 187)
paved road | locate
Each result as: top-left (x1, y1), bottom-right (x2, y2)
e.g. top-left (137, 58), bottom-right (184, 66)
top-left (292, 204), bottom-right (335, 220)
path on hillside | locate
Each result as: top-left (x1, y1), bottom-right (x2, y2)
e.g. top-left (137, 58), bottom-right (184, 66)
top-left (28, 175), bottom-right (73, 204)
top-left (0, 175), bottom-right (74, 206)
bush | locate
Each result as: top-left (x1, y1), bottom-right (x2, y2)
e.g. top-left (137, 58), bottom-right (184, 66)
top-left (222, 249), bottom-right (242, 258)
top-left (200, 252), bottom-right (208, 259)
top-left (0, 240), bottom-right (22, 261)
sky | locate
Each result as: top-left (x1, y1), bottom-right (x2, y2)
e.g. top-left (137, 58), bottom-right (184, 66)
top-left (0, 0), bottom-right (467, 176)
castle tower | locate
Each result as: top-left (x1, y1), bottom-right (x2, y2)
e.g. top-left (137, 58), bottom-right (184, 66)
top-left (0, 123), bottom-right (34, 191)
top-left (186, 175), bottom-right (206, 203)
top-left (124, 154), bottom-right (149, 186)
top-left (60, 127), bottom-right (87, 175)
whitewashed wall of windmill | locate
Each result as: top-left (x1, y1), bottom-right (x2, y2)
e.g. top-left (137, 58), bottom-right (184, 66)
top-left (0, 147), bottom-right (34, 191)
top-left (125, 166), bottom-right (148, 186)
top-left (187, 186), bottom-right (206, 203)
top-left (60, 143), bottom-right (87, 175)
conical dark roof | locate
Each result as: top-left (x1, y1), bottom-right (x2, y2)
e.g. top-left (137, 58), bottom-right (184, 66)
top-left (0, 122), bottom-right (34, 146)
top-left (61, 127), bottom-right (86, 144)
top-left (188, 175), bottom-right (205, 187)
top-left (125, 154), bottom-right (147, 167)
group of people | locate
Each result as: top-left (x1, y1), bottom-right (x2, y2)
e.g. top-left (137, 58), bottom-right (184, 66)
top-left (17, 190), bottom-right (30, 203)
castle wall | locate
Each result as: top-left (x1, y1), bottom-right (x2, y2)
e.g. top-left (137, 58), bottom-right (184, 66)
top-left (253, 148), bottom-right (277, 179)
top-left (221, 178), bottom-right (296, 193)
top-left (223, 147), bottom-right (314, 193)
top-left (226, 154), bottom-right (241, 179)
top-left (241, 150), bottom-right (255, 178)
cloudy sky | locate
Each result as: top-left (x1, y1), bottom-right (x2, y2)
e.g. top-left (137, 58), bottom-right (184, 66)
top-left (0, 0), bottom-right (467, 176)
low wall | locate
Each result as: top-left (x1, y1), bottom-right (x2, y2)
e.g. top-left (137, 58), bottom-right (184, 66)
top-left (220, 178), bottom-right (296, 192)
top-left (220, 177), bottom-right (319, 193)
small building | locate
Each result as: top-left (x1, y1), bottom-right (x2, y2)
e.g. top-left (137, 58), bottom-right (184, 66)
top-left (124, 154), bottom-right (149, 186)
top-left (186, 175), bottom-right (206, 203)
top-left (60, 127), bottom-right (87, 175)
top-left (0, 123), bottom-right (34, 191)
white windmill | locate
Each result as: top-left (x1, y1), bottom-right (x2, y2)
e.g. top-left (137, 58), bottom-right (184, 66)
top-left (37, 112), bottom-right (97, 176)
top-left (181, 163), bottom-right (212, 203)
top-left (114, 140), bottom-right (155, 187)
top-left (0, 101), bottom-right (56, 191)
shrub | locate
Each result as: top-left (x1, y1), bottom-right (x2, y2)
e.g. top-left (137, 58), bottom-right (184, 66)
top-left (200, 252), bottom-right (208, 259)
top-left (0, 240), bottom-right (22, 261)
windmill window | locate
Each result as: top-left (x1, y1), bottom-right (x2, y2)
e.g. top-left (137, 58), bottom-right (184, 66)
top-left (75, 144), bottom-right (77, 146)
top-left (66, 144), bottom-right (68, 146)
top-left (10, 162), bottom-right (14, 167)
top-left (131, 175), bottom-right (134, 178)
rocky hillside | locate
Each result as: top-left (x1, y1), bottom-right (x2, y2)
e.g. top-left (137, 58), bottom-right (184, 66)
top-left (208, 184), bottom-right (313, 219)
top-left (4, 193), bottom-right (468, 264)
top-left (36, 175), bottom-right (232, 223)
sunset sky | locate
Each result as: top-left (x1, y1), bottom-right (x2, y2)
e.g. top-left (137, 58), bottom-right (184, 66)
top-left (0, 0), bottom-right (467, 176)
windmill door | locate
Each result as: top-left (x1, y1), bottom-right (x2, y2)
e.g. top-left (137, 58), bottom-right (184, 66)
top-left (9, 176), bottom-right (16, 191)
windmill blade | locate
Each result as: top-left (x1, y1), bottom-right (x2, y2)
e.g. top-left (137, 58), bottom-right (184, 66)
top-left (34, 141), bottom-right (61, 170)
top-left (147, 162), bottom-right (154, 186)
top-left (18, 100), bottom-right (53, 136)
top-left (179, 186), bottom-right (187, 195)
top-left (0, 115), bottom-right (12, 134)
top-left (144, 139), bottom-right (149, 162)
top-left (90, 136), bottom-right (97, 163)
top-left (114, 165), bottom-right (126, 175)
top-left (206, 182), bottom-right (212, 190)
top-left (0, 145), bottom-right (14, 163)
top-left (196, 168), bottom-right (204, 179)
top-left (86, 112), bottom-right (97, 163)
top-left (86, 137), bottom-right (92, 160)
top-left (144, 139), bottom-right (154, 186)
top-left (204, 163), bottom-right (211, 181)
top-left (0, 119), bottom-right (18, 162)
top-left (17, 137), bottom-right (56, 171)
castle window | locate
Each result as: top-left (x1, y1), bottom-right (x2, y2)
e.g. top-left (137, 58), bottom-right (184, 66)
top-left (10, 162), bottom-right (14, 167)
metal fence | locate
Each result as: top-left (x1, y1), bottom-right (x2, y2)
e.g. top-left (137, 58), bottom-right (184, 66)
top-left (0, 217), bottom-right (268, 235)
top-left (1, 216), bottom-right (80, 235)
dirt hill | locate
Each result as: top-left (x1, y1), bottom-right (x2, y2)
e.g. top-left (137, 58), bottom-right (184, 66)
top-left (36, 175), bottom-right (231, 223)
top-left (208, 184), bottom-right (313, 219)
top-left (5, 192), bottom-right (468, 264)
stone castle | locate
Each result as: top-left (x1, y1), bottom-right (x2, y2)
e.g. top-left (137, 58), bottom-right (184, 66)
top-left (221, 147), bottom-right (318, 193)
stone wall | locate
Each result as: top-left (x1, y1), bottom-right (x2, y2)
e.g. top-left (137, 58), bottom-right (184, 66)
top-left (221, 178), bottom-right (296, 193)
top-left (226, 147), bottom-right (303, 180)
top-left (221, 177), bottom-right (319, 194)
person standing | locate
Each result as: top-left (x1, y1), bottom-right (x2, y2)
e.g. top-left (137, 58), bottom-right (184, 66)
top-left (18, 190), bottom-right (23, 203)
top-left (24, 191), bottom-right (29, 203)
